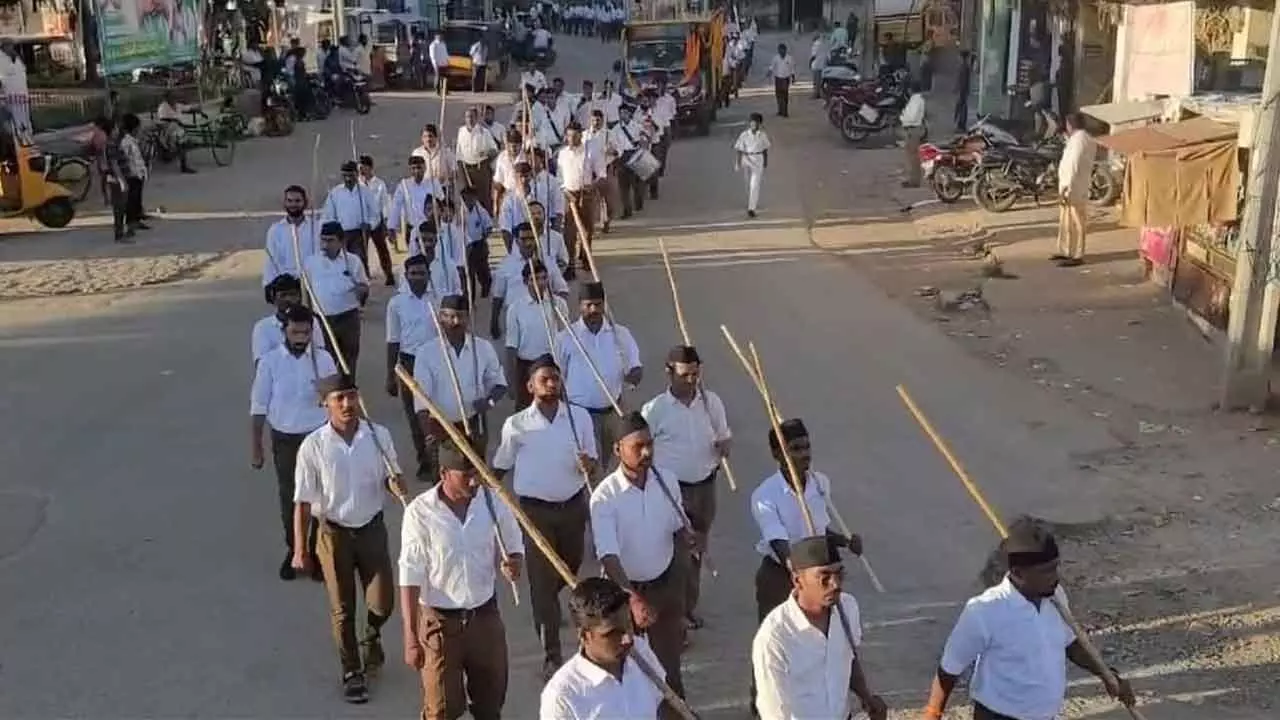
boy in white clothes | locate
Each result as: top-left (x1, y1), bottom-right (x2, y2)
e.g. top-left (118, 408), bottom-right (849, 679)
top-left (733, 112), bottom-right (771, 218)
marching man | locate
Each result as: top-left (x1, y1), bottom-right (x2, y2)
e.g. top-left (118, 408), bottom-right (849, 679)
top-left (385, 254), bottom-right (447, 482)
top-left (540, 577), bottom-right (670, 718)
top-left (503, 260), bottom-right (570, 409)
top-left (491, 355), bottom-right (598, 680)
top-left (555, 281), bottom-right (642, 469)
top-left (252, 273), bottom-right (326, 364)
top-left (923, 519), bottom-right (1137, 720)
top-left (399, 441), bottom-right (524, 720)
top-left (261, 185), bottom-right (320, 301)
top-left (411, 294), bottom-right (507, 455)
top-left (304, 222), bottom-right (369, 372)
top-left (292, 374), bottom-right (406, 704)
top-left (490, 221), bottom-right (570, 341)
top-left (455, 106), bottom-right (500, 212)
top-left (641, 345), bottom-right (731, 632)
top-left (321, 161), bottom-right (380, 269)
top-left (388, 155), bottom-right (438, 252)
top-left (589, 412), bottom-right (700, 716)
top-left (751, 536), bottom-right (888, 720)
top-left (250, 303), bottom-right (336, 581)
top-left (734, 112), bottom-right (771, 218)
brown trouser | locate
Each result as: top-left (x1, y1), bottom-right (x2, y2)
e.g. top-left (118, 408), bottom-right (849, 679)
top-left (419, 596), bottom-right (508, 720)
top-left (634, 557), bottom-right (688, 716)
top-left (586, 405), bottom-right (619, 470)
top-left (974, 702), bottom-right (1021, 720)
top-left (679, 471), bottom-right (718, 616)
top-left (272, 429), bottom-right (317, 556)
top-left (563, 188), bottom-right (596, 266)
top-left (316, 513), bottom-right (395, 675)
top-left (398, 351), bottom-right (430, 480)
top-left (324, 308), bottom-right (361, 374)
top-left (458, 160), bottom-right (494, 214)
top-left (519, 491), bottom-right (589, 662)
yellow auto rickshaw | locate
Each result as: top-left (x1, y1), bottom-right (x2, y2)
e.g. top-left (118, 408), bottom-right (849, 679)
top-left (0, 125), bottom-right (76, 229)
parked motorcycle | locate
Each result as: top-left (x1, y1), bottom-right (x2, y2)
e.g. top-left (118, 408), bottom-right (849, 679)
top-left (305, 73), bottom-right (334, 120)
top-left (332, 70), bottom-right (372, 114)
top-left (918, 132), bottom-right (989, 203)
top-left (818, 46), bottom-right (860, 99)
top-left (838, 88), bottom-right (909, 143)
top-left (263, 76), bottom-right (296, 136)
top-left (971, 140), bottom-right (1115, 213)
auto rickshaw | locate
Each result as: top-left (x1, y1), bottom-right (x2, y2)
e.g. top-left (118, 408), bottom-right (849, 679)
top-left (0, 123), bottom-right (76, 229)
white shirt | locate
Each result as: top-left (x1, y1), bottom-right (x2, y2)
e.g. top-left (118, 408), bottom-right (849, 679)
top-left (482, 120), bottom-right (508, 148)
top-left (574, 96), bottom-right (603, 128)
top-left (428, 38), bottom-right (449, 68)
top-left (251, 312), bottom-right (327, 362)
top-left (469, 40), bottom-right (488, 66)
top-left (653, 95), bottom-right (676, 128)
top-left (752, 593), bottom-right (863, 720)
top-left (532, 27), bottom-right (552, 49)
top-left (262, 217), bottom-right (320, 286)
top-left (463, 204), bottom-right (494, 245)
top-left (388, 178), bottom-right (437, 233)
top-left (750, 470), bottom-right (835, 558)
top-left (386, 288), bottom-right (445, 356)
top-left (900, 93), bottom-right (927, 128)
top-left (1058, 129), bottom-right (1098, 201)
top-left (505, 293), bottom-right (570, 360)
top-left (768, 53), bottom-right (797, 80)
top-left (360, 175), bottom-right (390, 223)
top-left (589, 467), bottom-right (686, 582)
top-left (557, 144), bottom-right (606, 191)
top-left (540, 635), bottom-right (665, 719)
top-left (521, 69), bottom-right (548, 91)
top-left (457, 123), bottom-right (500, 165)
top-left (539, 103), bottom-right (573, 148)
top-left (734, 128), bottom-right (772, 171)
top-left (554, 319), bottom-right (642, 410)
top-left (249, 344), bottom-right (337, 434)
top-left (321, 183), bottom-right (380, 231)
top-left (411, 334), bottom-right (506, 422)
top-left (940, 578), bottom-right (1076, 720)
top-left (294, 421), bottom-right (399, 527)
top-left (640, 389), bottom-right (731, 485)
top-left (497, 185), bottom-right (562, 236)
top-left (810, 38), bottom-right (829, 71)
top-left (302, 251), bottom-right (368, 316)
top-left (411, 145), bottom-right (457, 185)
top-left (493, 401), bottom-right (597, 502)
top-left (493, 250), bottom-right (570, 301)
top-left (492, 150), bottom-right (527, 189)
top-left (601, 92), bottom-right (622, 124)
top-left (398, 484), bottom-right (524, 609)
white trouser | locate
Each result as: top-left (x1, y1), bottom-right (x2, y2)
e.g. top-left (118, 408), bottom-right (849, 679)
top-left (742, 155), bottom-right (764, 211)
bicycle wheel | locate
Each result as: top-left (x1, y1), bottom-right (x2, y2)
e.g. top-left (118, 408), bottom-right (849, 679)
top-left (210, 128), bottom-right (236, 167)
top-left (51, 157), bottom-right (93, 202)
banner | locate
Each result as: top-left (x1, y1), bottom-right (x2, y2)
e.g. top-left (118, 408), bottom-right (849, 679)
top-left (97, 0), bottom-right (203, 74)
top-left (1121, 1), bottom-right (1195, 101)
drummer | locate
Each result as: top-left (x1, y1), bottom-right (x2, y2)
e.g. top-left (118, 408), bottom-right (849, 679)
top-left (615, 103), bottom-right (648, 216)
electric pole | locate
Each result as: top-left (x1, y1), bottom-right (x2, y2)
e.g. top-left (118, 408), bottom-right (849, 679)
top-left (860, 0), bottom-right (876, 76)
top-left (1221, 6), bottom-right (1280, 410)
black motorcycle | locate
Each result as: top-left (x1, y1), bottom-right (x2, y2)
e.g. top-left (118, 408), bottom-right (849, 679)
top-left (304, 73), bottom-right (334, 120)
top-left (331, 70), bottom-right (372, 114)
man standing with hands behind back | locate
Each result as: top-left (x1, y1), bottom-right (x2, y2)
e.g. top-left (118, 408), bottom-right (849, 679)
top-left (766, 43), bottom-right (796, 117)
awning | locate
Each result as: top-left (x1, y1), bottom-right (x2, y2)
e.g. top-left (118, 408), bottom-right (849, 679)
top-left (1080, 99), bottom-right (1165, 128)
top-left (1098, 116), bottom-right (1238, 154)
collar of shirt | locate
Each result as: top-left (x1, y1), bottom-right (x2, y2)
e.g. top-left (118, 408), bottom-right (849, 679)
top-left (493, 401), bottom-right (594, 502)
top-left (753, 593), bottom-right (862, 720)
top-left (295, 421), bottom-right (395, 528)
top-left (589, 466), bottom-right (684, 582)
top-left (541, 636), bottom-right (665, 718)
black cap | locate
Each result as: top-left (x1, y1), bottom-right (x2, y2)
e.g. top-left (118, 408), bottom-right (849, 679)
top-left (319, 373), bottom-right (358, 397)
top-left (768, 418), bottom-right (808, 452)
top-left (320, 221), bottom-right (344, 237)
top-left (789, 535), bottom-right (842, 571)
top-left (440, 294), bottom-right (470, 312)
top-left (617, 411), bottom-right (649, 439)
top-left (340, 160), bottom-right (358, 172)
top-left (581, 281), bottom-right (606, 301)
top-left (358, 154), bottom-right (374, 166)
top-left (281, 303), bottom-right (314, 324)
top-left (437, 441), bottom-right (475, 472)
top-left (268, 273), bottom-right (302, 295)
top-left (666, 345), bottom-right (700, 365)
top-left (1003, 517), bottom-right (1060, 569)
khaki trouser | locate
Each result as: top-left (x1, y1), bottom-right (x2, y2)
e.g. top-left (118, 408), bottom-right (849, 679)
top-left (316, 514), bottom-right (395, 674)
top-left (418, 597), bottom-right (508, 720)
top-left (1056, 198), bottom-right (1087, 260)
top-left (633, 556), bottom-right (688, 719)
top-left (519, 491), bottom-right (589, 662)
top-left (679, 473), bottom-right (717, 616)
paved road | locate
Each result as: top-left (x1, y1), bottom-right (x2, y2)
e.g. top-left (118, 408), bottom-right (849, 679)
top-left (0, 34), bottom-right (1147, 719)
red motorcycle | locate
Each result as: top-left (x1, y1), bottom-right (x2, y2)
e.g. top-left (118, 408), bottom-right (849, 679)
top-left (825, 80), bottom-right (878, 128)
top-left (918, 132), bottom-right (990, 203)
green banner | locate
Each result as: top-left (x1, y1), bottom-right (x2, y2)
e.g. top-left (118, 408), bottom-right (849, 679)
top-left (97, 0), bottom-right (203, 74)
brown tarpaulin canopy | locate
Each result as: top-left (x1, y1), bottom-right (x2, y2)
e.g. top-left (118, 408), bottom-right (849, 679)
top-left (1100, 117), bottom-right (1240, 227)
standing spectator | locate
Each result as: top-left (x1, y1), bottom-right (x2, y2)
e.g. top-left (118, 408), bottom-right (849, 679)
top-left (1053, 112), bottom-right (1097, 267)
top-left (118, 114), bottom-right (149, 235)
top-left (428, 33), bottom-right (449, 96)
top-left (766, 43), bottom-right (796, 117)
top-left (899, 82), bottom-right (927, 188)
top-left (809, 33), bottom-right (829, 99)
top-left (470, 35), bottom-right (489, 92)
top-left (93, 116), bottom-right (133, 243)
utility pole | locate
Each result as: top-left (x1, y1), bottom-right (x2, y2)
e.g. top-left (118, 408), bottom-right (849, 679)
top-left (860, 0), bottom-right (876, 75)
top-left (1221, 7), bottom-right (1280, 410)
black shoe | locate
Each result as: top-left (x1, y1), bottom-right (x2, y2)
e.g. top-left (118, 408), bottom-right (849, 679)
top-left (747, 210), bottom-right (757, 218)
top-left (180, 167), bottom-right (197, 174)
top-left (342, 671), bottom-right (369, 704)
top-left (1055, 257), bottom-right (1084, 267)
top-left (279, 553), bottom-right (297, 581)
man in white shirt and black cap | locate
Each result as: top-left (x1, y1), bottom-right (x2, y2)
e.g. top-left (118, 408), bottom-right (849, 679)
top-left (504, 260), bottom-right (570, 408)
top-left (590, 411), bottom-right (700, 714)
top-left (303, 222), bottom-right (370, 372)
top-left (491, 354), bottom-right (598, 679)
top-left (923, 519), bottom-right (1136, 720)
top-left (252, 274), bottom-right (327, 364)
top-left (322, 161), bottom-right (381, 269)
top-left (385, 254), bottom-right (447, 481)
top-left (412, 293), bottom-right (507, 457)
top-left (752, 535), bottom-right (888, 720)
top-left (540, 576), bottom-right (671, 718)
top-left (399, 440), bottom-right (523, 720)
top-left (555, 280), bottom-right (642, 468)
top-left (292, 373), bottom-right (407, 704)
top-left (641, 345), bottom-right (731, 632)
top-left (250, 303), bottom-right (337, 581)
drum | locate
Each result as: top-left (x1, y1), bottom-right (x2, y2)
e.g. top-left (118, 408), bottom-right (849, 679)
top-left (625, 149), bottom-right (661, 182)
